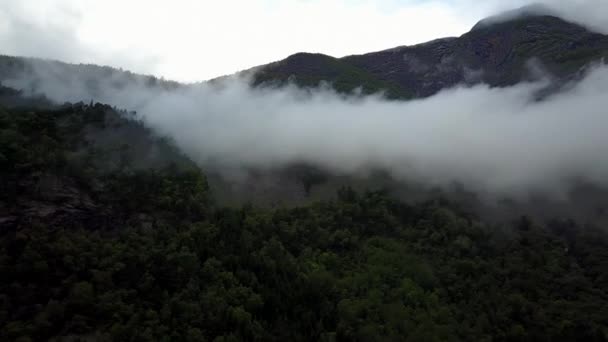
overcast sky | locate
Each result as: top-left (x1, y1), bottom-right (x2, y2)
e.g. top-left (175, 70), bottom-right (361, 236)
top-left (1, 0), bottom-right (607, 82)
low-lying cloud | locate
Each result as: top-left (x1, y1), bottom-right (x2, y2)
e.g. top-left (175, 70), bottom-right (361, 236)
top-left (4, 59), bottom-right (608, 200)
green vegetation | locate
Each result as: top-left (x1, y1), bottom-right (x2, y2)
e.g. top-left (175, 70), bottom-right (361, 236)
top-left (1, 102), bottom-right (607, 341)
top-left (252, 53), bottom-right (412, 99)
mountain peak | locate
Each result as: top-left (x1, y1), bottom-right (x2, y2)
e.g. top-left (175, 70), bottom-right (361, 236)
top-left (471, 4), bottom-right (558, 31)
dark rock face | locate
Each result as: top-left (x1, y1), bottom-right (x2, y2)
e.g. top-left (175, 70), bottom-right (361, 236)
top-left (343, 38), bottom-right (463, 97)
top-left (0, 175), bottom-right (106, 231)
top-left (255, 14), bottom-right (608, 98)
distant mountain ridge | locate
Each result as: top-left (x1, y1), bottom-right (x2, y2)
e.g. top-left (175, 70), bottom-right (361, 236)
top-left (1, 7), bottom-right (608, 101)
top-left (252, 10), bottom-right (608, 98)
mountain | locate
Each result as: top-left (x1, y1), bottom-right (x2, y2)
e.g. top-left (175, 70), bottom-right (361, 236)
top-left (252, 10), bottom-right (608, 98)
top-left (2, 91), bottom-right (608, 341)
top-left (0, 54), bottom-right (183, 107)
top-left (0, 55), bottom-right (181, 89)
top-left (2, 8), bottom-right (608, 341)
top-left (1, 88), bottom-right (608, 341)
top-left (2, 9), bottom-right (608, 216)
top-left (1, 10), bottom-right (607, 101)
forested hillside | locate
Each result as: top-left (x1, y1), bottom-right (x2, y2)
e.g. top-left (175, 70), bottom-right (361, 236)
top-left (2, 5), bottom-right (608, 341)
top-left (1, 95), bottom-right (607, 341)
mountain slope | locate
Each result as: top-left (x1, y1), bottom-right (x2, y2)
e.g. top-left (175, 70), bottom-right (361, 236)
top-left (1, 94), bottom-right (608, 341)
top-left (250, 52), bottom-right (414, 99)
top-left (2, 10), bottom-right (608, 341)
top-left (0, 54), bottom-right (182, 104)
top-left (254, 13), bottom-right (608, 98)
top-left (0, 92), bottom-right (202, 231)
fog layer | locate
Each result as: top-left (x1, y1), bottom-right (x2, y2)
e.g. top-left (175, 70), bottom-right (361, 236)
top-left (4, 59), bottom-right (608, 199)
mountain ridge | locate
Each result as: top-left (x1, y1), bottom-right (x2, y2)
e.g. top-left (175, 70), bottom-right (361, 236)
top-left (252, 11), bottom-right (608, 98)
top-left (1, 9), bottom-right (607, 101)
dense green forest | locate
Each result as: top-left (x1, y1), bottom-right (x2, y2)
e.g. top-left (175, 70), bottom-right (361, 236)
top-left (1, 101), bottom-right (608, 342)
